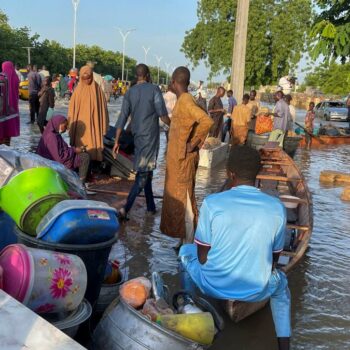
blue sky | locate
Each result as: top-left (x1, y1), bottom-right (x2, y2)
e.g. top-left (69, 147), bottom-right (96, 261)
top-left (1, 0), bottom-right (219, 83)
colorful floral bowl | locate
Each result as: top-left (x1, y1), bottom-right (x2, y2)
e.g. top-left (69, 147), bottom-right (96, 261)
top-left (0, 244), bottom-right (87, 314)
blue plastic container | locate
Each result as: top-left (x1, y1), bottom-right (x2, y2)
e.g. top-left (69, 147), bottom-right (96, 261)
top-left (36, 200), bottom-right (119, 244)
top-left (0, 211), bottom-right (17, 250)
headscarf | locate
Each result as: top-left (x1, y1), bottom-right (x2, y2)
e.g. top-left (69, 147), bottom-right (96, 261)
top-left (68, 65), bottom-right (109, 161)
top-left (2, 61), bottom-right (19, 114)
top-left (37, 115), bottom-right (80, 169)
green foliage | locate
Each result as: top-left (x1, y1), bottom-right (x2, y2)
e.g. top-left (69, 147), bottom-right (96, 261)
top-left (310, 1), bottom-right (350, 62)
top-left (182, 0), bottom-right (313, 86)
top-left (0, 9), bottom-right (167, 82)
top-left (304, 62), bottom-right (350, 95)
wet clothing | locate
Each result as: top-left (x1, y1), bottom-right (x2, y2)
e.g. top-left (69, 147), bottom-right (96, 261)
top-left (160, 93), bottom-right (213, 239)
top-left (0, 61), bottom-right (20, 141)
top-left (208, 96), bottom-right (224, 138)
top-left (124, 171), bottom-right (155, 213)
top-left (273, 99), bottom-right (291, 132)
top-left (68, 66), bottom-right (109, 161)
top-left (179, 251), bottom-right (291, 337)
top-left (116, 82), bottom-right (167, 172)
top-left (179, 185), bottom-right (291, 337)
top-left (231, 104), bottom-right (251, 144)
top-left (37, 115), bottom-right (81, 170)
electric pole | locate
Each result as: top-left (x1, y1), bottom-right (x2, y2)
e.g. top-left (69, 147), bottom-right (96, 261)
top-left (230, 0), bottom-right (250, 101)
top-left (22, 47), bottom-right (34, 64)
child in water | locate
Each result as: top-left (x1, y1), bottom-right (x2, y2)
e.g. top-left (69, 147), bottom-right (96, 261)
top-left (305, 102), bottom-right (315, 150)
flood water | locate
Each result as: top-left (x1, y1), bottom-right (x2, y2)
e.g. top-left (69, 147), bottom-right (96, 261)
top-left (13, 98), bottom-right (350, 349)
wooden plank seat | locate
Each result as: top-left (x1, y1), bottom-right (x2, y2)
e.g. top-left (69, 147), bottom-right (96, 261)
top-left (256, 174), bottom-right (302, 182)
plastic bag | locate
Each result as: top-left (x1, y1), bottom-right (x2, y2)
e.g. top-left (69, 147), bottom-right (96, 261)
top-left (120, 277), bottom-right (151, 309)
top-left (0, 145), bottom-right (86, 198)
top-left (142, 298), bottom-right (174, 321)
top-left (255, 115), bottom-right (273, 135)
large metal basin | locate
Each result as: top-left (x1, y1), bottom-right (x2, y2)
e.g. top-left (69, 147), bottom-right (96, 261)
top-left (93, 297), bottom-right (206, 350)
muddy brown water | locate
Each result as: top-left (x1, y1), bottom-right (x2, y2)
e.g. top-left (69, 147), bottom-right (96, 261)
top-left (12, 99), bottom-right (350, 349)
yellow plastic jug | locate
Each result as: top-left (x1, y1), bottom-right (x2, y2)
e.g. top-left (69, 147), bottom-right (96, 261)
top-left (156, 312), bottom-right (215, 345)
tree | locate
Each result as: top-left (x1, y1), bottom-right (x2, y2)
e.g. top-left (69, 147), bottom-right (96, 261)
top-left (182, 0), bottom-right (313, 87)
top-left (304, 62), bottom-right (350, 95)
top-left (0, 9), bottom-right (167, 81)
top-left (310, 1), bottom-right (350, 63)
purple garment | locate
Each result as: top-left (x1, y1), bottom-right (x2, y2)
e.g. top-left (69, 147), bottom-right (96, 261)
top-left (2, 61), bottom-right (19, 113)
top-left (37, 115), bottom-right (81, 170)
top-left (0, 61), bottom-right (20, 138)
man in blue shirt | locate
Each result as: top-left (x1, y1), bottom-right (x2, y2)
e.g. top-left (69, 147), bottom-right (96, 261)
top-left (113, 64), bottom-right (169, 219)
top-left (179, 145), bottom-right (291, 350)
top-left (221, 89), bottom-right (237, 142)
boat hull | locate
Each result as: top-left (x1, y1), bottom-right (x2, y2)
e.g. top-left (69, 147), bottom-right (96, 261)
top-left (299, 135), bottom-right (350, 148)
top-left (246, 131), bottom-right (301, 158)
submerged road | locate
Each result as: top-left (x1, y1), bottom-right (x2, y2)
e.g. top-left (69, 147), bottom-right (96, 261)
top-left (11, 98), bottom-right (350, 350)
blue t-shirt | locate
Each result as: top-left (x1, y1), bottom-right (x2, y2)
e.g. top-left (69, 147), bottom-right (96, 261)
top-left (192, 185), bottom-right (286, 300)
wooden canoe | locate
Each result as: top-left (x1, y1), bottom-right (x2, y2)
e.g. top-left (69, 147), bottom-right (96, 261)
top-left (246, 131), bottom-right (302, 158)
top-left (299, 134), bottom-right (350, 148)
top-left (223, 146), bottom-right (313, 322)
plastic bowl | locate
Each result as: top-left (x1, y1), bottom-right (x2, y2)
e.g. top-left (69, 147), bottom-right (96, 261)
top-left (279, 195), bottom-right (301, 209)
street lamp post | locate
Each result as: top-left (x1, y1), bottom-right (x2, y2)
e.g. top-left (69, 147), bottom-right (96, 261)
top-left (72, 0), bottom-right (80, 69)
top-left (154, 55), bottom-right (162, 85)
top-left (165, 62), bottom-right (171, 85)
top-left (118, 28), bottom-right (135, 81)
top-left (142, 46), bottom-right (150, 64)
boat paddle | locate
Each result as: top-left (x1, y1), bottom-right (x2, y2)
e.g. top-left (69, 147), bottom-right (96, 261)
top-left (294, 122), bottom-right (324, 144)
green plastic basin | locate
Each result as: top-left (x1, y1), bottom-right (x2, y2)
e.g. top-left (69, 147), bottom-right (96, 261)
top-left (0, 167), bottom-right (68, 235)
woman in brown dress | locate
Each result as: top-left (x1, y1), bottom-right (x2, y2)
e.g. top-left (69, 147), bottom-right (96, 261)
top-left (160, 67), bottom-right (213, 243)
top-left (68, 65), bottom-right (109, 162)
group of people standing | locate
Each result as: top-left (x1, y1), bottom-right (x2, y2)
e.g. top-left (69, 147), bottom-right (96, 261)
top-left (1, 58), bottom-right (291, 348)
top-left (111, 64), bottom-right (290, 350)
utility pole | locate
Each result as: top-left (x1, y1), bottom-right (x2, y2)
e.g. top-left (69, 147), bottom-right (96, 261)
top-left (230, 0), bottom-right (250, 101)
top-left (155, 55), bottom-right (162, 85)
top-left (72, 0), bottom-right (80, 69)
top-left (118, 28), bottom-right (135, 81)
top-left (22, 47), bottom-right (34, 64)
top-left (165, 62), bottom-right (171, 85)
top-left (142, 46), bottom-right (150, 64)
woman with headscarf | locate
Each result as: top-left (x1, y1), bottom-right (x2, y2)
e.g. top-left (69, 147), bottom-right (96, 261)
top-left (0, 61), bottom-right (20, 145)
top-left (37, 115), bottom-right (90, 183)
top-left (68, 65), bottom-right (109, 162)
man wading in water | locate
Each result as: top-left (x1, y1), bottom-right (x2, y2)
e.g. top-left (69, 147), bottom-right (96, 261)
top-left (179, 146), bottom-right (291, 350)
top-left (113, 64), bottom-right (169, 220)
top-left (160, 66), bottom-right (213, 244)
